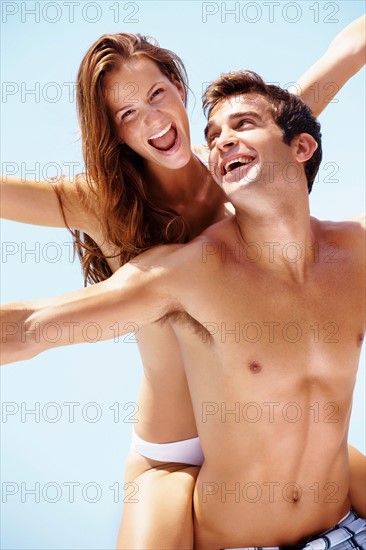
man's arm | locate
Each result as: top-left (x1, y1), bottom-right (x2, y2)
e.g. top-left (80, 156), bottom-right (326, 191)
top-left (0, 247), bottom-right (177, 365)
top-left (290, 15), bottom-right (366, 117)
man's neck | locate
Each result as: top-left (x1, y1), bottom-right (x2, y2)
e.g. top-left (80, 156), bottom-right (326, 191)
top-left (234, 188), bottom-right (315, 282)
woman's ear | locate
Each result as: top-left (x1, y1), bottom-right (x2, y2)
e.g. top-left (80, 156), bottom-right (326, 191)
top-left (292, 133), bottom-right (318, 163)
top-left (172, 77), bottom-right (186, 102)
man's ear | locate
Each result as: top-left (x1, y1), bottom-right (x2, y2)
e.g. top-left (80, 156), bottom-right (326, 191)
top-left (291, 133), bottom-right (318, 163)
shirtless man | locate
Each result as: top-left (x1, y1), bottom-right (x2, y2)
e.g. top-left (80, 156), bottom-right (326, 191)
top-left (1, 72), bottom-right (365, 548)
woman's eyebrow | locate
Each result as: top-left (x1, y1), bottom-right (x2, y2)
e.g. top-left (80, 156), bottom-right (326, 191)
top-left (113, 80), bottom-right (167, 116)
top-left (146, 80), bottom-right (166, 96)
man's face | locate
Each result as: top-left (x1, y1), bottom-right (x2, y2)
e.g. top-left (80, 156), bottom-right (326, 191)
top-left (205, 93), bottom-right (298, 200)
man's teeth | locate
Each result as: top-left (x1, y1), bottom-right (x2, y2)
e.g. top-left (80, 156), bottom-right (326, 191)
top-left (224, 157), bottom-right (253, 174)
top-left (149, 123), bottom-right (172, 141)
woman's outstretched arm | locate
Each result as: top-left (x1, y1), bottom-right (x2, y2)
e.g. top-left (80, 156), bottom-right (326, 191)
top-left (1, 173), bottom-right (94, 232)
top-left (193, 16), bottom-right (365, 163)
top-left (291, 14), bottom-right (366, 117)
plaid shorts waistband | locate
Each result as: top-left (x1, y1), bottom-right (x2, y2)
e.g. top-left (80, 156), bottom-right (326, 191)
top-left (222, 509), bottom-right (366, 550)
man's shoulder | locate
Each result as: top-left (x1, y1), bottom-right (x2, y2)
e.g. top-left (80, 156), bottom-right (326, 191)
top-left (317, 215), bottom-right (365, 236)
top-left (128, 216), bottom-right (236, 273)
top-left (126, 238), bottom-right (212, 273)
top-left (192, 143), bottom-right (210, 165)
top-left (128, 243), bottom-right (187, 272)
top-left (191, 217), bottom-right (237, 252)
top-left (315, 215), bottom-right (365, 256)
top-left (345, 213), bottom-right (366, 229)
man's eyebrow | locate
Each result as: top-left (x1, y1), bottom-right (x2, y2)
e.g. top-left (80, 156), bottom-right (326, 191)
top-left (229, 110), bottom-right (262, 122)
top-left (204, 110), bottom-right (262, 138)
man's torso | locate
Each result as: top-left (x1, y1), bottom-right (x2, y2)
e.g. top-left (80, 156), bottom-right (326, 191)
top-left (161, 216), bottom-right (365, 548)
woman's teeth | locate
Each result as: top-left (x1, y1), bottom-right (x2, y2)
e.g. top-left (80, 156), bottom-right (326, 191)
top-left (149, 123), bottom-right (172, 141)
top-left (148, 123), bottom-right (177, 151)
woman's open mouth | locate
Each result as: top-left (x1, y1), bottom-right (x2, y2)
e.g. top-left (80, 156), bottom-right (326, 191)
top-left (148, 122), bottom-right (179, 154)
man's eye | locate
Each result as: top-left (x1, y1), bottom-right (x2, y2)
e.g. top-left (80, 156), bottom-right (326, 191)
top-left (207, 135), bottom-right (218, 147)
top-left (150, 88), bottom-right (164, 99)
top-left (237, 119), bottom-right (252, 128)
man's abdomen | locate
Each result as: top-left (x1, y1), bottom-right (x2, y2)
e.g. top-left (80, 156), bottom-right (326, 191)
top-left (193, 437), bottom-right (350, 549)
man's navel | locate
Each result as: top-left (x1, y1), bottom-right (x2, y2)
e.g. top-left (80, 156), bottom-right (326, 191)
top-left (248, 361), bottom-right (262, 374)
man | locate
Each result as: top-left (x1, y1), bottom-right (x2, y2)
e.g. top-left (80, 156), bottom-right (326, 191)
top-left (2, 72), bottom-right (365, 549)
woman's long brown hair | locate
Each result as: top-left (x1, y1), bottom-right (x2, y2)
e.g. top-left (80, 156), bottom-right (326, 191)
top-left (56, 33), bottom-right (190, 285)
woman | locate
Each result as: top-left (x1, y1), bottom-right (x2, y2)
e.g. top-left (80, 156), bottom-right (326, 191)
top-left (2, 16), bottom-right (365, 549)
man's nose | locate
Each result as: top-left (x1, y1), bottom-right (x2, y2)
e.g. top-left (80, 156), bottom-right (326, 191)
top-left (216, 128), bottom-right (238, 151)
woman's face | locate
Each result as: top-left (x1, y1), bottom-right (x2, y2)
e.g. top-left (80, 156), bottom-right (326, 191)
top-left (104, 55), bottom-right (192, 169)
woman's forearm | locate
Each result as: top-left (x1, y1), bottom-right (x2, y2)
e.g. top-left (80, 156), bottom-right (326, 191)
top-left (291, 15), bottom-right (366, 117)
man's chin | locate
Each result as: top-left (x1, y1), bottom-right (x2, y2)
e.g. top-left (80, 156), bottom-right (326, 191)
top-left (223, 175), bottom-right (259, 193)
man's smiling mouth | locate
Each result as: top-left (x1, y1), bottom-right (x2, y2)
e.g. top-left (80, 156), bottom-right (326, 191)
top-left (222, 155), bottom-right (256, 176)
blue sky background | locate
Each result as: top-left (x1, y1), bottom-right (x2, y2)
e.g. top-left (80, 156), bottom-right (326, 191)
top-left (1, 1), bottom-right (365, 548)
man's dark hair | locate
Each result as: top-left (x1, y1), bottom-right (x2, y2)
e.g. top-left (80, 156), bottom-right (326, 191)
top-left (203, 70), bottom-right (322, 194)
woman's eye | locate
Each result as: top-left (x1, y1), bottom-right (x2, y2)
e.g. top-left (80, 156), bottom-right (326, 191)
top-left (150, 88), bottom-right (164, 99)
top-left (121, 109), bottom-right (134, 120)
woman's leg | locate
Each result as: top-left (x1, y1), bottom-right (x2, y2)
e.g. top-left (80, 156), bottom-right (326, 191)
top-left (116, 451), bottom-right (199, 549)
top-left (348, 444), bottom-right (366, 518)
